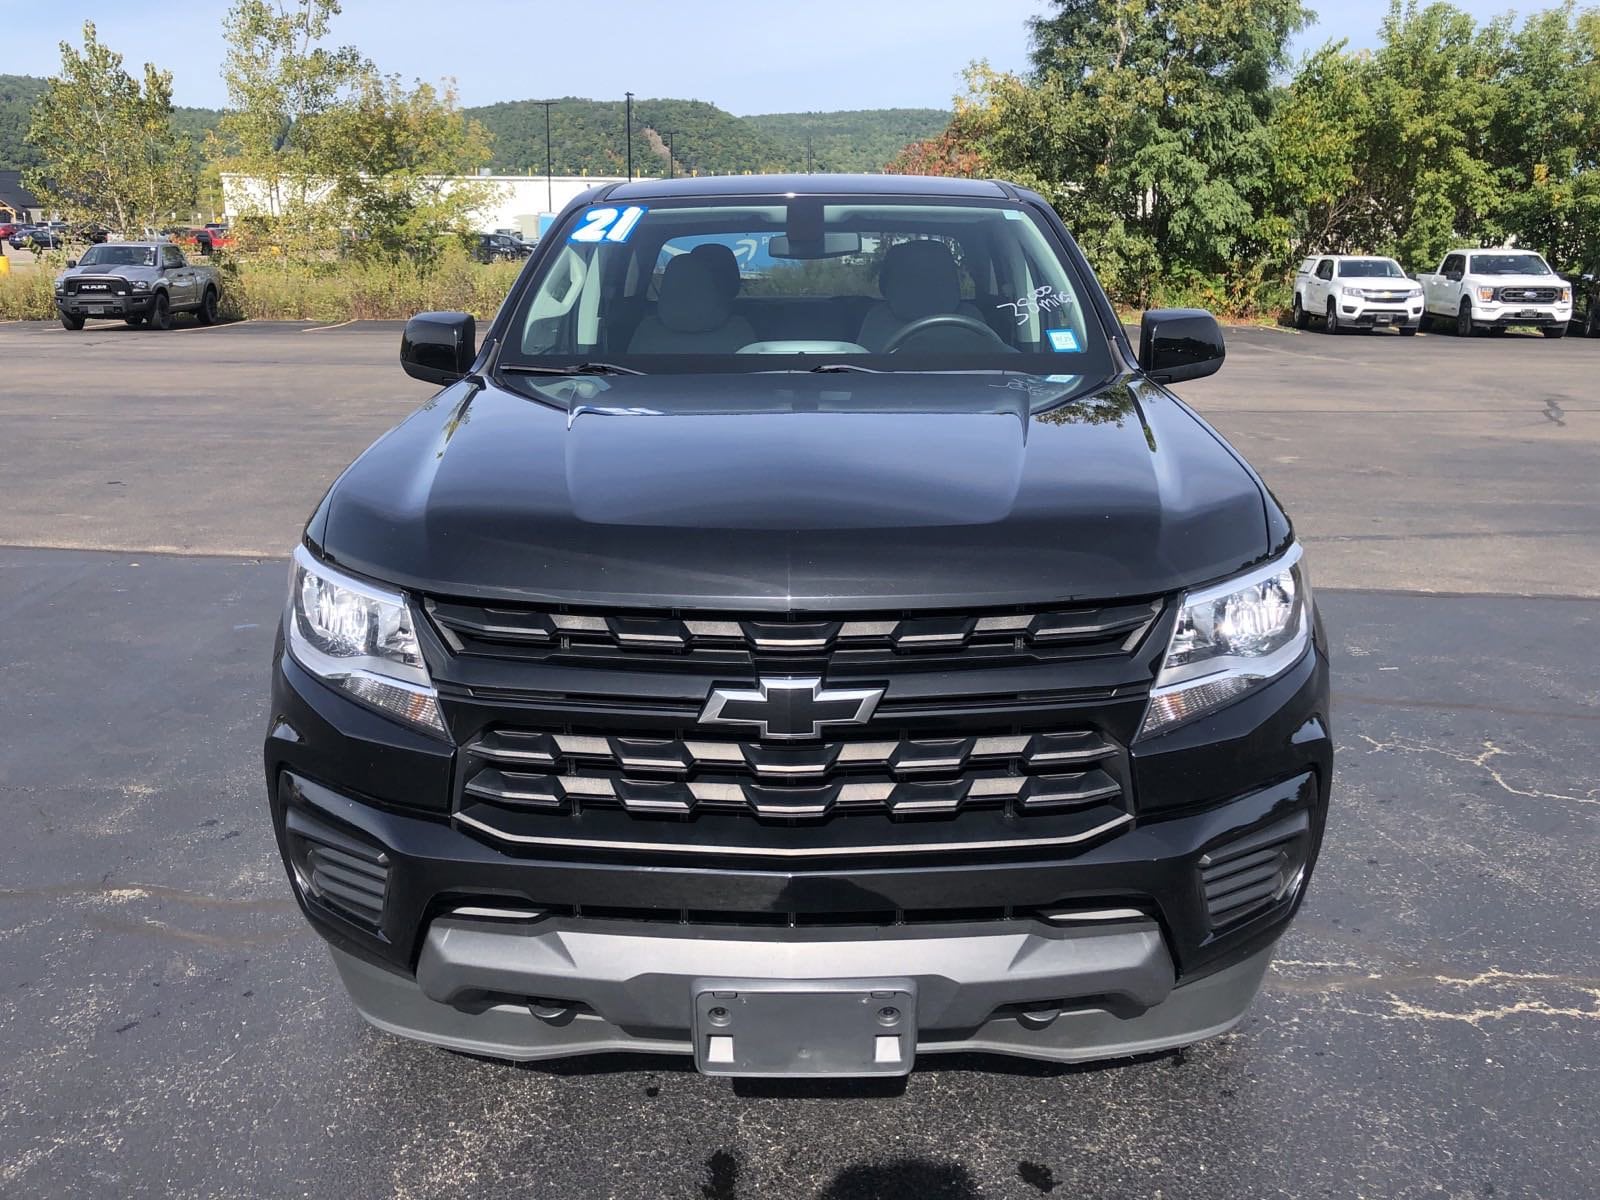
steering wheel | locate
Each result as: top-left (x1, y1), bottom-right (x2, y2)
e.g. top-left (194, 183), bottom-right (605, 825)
top-left (881, 313), bottom-right (1010, 353)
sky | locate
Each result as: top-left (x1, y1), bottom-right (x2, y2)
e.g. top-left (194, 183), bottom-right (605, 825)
top-left (5, 0), bottom-right (1539, 113)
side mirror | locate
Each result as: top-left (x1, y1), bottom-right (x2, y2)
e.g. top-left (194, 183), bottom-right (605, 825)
top-left (66, 259), bottom-right (77, 269)
top-left (1138, 308), bottom-right (1225, 385)
top-left (401, 311), bottom-right (476, 385)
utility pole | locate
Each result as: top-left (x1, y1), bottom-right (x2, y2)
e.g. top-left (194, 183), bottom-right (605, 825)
top-left (625, 92), bottom-right (634, 181)
top-left (662, 130), bottom-right (676, 179)
top-left (538, 100), bottom-right (555, 213)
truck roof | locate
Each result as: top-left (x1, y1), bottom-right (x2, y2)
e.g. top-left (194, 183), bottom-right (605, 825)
top-left (604, 174), bottom-right (1012, 202)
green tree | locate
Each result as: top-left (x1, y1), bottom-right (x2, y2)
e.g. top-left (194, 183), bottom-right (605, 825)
top-left (334, 75), bottom-right (499, 259)
top-left (212, 0), bottom-right (369, 254)
top-left (24, 23), bottom-right (194, 233)
top-left (1484, 3), bottom-right (1600, 269)
top-left (1025, 0), bottom-right (1310, 301)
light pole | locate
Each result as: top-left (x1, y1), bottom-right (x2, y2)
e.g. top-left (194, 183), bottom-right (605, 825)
top-left (662, 130), bottom-right (677, 179)
top-left (624, 92), bottom-right (634, 181)
top-left (538, 100), bottom-right (555, 213)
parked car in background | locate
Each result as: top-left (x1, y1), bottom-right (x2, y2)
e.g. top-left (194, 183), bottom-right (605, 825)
top-left (472, 231), bottom-right (527, 263)
top-left (1564, 266), bottom-right (1599, 338)
top-left (0, 221), bottom-right (19, 241)
top-left (8, 224), bottom-right (41, 249)
top-left (1418, 249), bottom-right (1573, 337)
top-left (53, 241), bottom-right (222, 330)
top-left (1293, 255), bottom-right (1424, 334)
top-left (194, 223), bottom-right (234, 255)
top-left (26, 226), bottom-right (65, 250)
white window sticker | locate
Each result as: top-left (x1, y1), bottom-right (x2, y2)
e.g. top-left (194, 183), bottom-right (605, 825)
top-left (1045, 328), bottom-right (1081, 352)
top-left (569, 205), bottom-right (648, 244)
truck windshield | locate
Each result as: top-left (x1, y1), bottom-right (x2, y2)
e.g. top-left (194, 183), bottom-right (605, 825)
top-left (78, 245), bottom-right (156, 268)
top-left (1470, 253), bottom-right (1553, 276)
top-left (500, 195), bottom-right (1114, 382)
top-left (1338, 259), bottom-right (1404, 277)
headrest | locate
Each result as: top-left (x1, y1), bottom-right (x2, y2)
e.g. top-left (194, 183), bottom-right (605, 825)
top-left (657, 253), bottom-right (731, 333)
top-left (880, 240), bottom-right (962, 322)
top-left (689, 242), bottom-right (741, 302)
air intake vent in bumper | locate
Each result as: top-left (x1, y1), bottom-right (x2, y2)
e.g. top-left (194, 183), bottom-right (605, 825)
top-left (285, 805), bottom-right (390, 930)
top-left (1198, 811), bottom-right (1311, 930)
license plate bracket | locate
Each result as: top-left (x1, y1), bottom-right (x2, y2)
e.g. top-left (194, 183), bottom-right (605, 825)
top-left (693, 980), bottom-right (917, 1077)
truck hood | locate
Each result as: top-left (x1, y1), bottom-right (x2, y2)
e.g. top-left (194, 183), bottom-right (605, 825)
top-left (61, 265), bottom-right (161, 282)
top-left (314, 373), bottom-right (1276, 610)
top-left (1339, 275), bottom-right (1418, 287)
top-left (1466, 273), bottom-right (1564, 288)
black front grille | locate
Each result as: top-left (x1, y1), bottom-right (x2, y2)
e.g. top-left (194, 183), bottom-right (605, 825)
top-left (285, 806), bottom-right (390, 930)
top-left (65, 276), bottom-right (130, 297)
top-left (429, 592), bottom-right (1165, 864)
top-left (454, 723), bottom-right (1132, 862)
top-left (427, 597), bottom-right (1161, 670)
top-left (1198, 811), bottom-right (1310, 929)
top-left (1496, 286), bottom-right (1557, 303)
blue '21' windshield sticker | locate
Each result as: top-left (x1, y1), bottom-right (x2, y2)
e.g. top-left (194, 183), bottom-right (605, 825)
top-left (569, 205), bottom-right (648, 244)
top-left (1045, 328), bottom-right (1081, 352)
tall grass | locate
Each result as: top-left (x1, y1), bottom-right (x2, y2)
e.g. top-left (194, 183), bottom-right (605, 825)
top-left (0, 260), bottom-right (61, 320)
top-left (0, 247), bottom-right (524, 323)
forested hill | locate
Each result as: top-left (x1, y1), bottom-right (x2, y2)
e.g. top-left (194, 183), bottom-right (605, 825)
top-left (468, 97), bottom-right (785, 177)
top-left (1, 74), bottom-right (222, 171)
top-left (466, 99), bottom-right (949, 176)
top-left (0, 76), bottom-right (47, 170)
top-left (0, 74), bottom-right (945, 178)
top-left (744, 109), bottom-right (950, 174)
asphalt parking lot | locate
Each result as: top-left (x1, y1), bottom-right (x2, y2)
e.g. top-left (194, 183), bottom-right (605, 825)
top-left (1, 320), bottom-right (1597, 1199)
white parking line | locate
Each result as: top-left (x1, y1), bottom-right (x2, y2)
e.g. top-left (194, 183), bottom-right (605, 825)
top-left (303, 320), bottom-right (356, 333)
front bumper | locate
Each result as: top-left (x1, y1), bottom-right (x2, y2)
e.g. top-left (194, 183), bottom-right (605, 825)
top-left (1470, 302), bottom-right (1572, 328)
top-left (327, 917), bottom-right (1275, 1070)
top-left (56, 294), bottom-right (154, 318)
top-left (1337, 300), bottom-right (1423, 328)
top-left (265, 630), bottom-right (1330, 1070)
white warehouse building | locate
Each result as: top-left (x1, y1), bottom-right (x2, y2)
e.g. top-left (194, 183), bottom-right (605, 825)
top-left (220, 173), bottom-right (648, 237)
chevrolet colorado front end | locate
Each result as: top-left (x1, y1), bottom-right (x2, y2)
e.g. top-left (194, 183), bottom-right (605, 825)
top-left (265, 175), bottom-right (1332, 1077)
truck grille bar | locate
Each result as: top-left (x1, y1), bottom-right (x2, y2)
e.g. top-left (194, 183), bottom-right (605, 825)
top-left (428, 597), bottom-right (1160, 666)
top-left (428, 594), bottom-right (1162, 864)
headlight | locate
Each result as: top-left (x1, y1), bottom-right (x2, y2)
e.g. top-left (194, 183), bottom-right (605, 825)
top-left (285, 545), bottom-right (446, 735)
top-left (53, 276), bottom-right (65, 293)
top-left (1409, 286), bottom-right (1424, 297)
top-left (1477, 287), bottom-right (1496, 302)
top-left (1139, 546), bottom-right (1311, 739)
top-left (1340, 287), bottom-right (1364, 298)
top-left (131, 280), bottom-right (150, 292)
top-left (1560, 288), bottom-right (1571, 303)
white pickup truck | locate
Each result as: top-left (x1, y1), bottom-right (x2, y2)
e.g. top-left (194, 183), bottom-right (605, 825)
top-left (1417, 249), bottom-right (1573, 338)
top-left (1293, 255), bottom-right (1424, 334)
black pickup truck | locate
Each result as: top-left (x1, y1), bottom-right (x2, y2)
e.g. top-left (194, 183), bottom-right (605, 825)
top-left (265, 175), bottom-right (1332, 1077)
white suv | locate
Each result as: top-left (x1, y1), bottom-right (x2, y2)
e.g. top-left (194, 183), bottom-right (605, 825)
top-left (1293, 255), bottom-right (1425, 335)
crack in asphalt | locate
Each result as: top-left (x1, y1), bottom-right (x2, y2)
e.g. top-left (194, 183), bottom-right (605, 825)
top-left (1357, 732), bottom-right (1600, 807)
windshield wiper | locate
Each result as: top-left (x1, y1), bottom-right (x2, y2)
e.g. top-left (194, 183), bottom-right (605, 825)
top-left (807, 363), bottom-right (883, 374)
top-left (502, 362), bottom-right (646, 376)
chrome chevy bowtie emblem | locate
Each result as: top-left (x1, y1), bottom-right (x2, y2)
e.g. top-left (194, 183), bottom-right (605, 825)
top-left (699, 677), bottom-right (884, 740)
